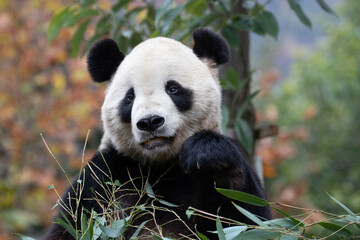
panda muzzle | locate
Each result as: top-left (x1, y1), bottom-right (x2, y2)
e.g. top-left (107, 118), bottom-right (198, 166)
top-left (142, 136), bottom-right (174, 149)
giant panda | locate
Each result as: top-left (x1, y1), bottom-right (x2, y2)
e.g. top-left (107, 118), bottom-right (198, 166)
top-left (44, 28), bottom-right (271, 240)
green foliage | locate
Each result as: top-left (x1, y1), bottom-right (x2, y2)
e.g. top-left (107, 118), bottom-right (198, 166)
top-left (271, 0), bottom-right (360, 213)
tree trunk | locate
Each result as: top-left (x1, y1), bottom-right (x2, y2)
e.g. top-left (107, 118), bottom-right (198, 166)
top-left (222, 0), bottom-right (257, 165)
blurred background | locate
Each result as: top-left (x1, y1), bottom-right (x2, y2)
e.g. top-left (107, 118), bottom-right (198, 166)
top-left (0, 0), bottom-right (359, 239)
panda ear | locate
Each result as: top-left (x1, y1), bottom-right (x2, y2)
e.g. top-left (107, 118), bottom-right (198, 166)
top-left (192, 28), bottom-right (229, 66)
top-left (87, 38), bottom-right (125, 82)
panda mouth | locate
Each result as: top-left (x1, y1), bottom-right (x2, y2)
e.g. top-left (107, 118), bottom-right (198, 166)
top-left (141, 136), bottom-right (174, 150)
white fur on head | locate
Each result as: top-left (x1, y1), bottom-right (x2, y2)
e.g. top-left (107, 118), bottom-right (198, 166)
top-left (100, 37), bottom-right (222, 162)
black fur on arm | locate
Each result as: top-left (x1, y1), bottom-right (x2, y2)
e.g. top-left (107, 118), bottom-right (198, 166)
top-left (87, 38), bottom-right (125, 83)
top-left (192, 28), bottom-right (230, 65)
top-left (180, 130), bottom-right (246, 188)
top-left (180, 130), bottom-right (271, 224)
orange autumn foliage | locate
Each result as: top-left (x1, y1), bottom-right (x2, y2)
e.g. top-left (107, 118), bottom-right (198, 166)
top-left (0, 0), bottom-right (105, 237)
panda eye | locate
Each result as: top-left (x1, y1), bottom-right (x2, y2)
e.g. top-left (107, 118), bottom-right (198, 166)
top-left (127, 93), bottom-right (135, 101)
top-left (125, 88), bottom-right (135, 102)
top-left (166, 81), bottom-right (180, 95)
top-left (168, 86), bottom-right (179, 95)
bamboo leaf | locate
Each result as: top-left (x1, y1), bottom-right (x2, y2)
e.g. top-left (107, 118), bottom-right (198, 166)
top-left (130, 220), bottom-right (149, 239)
top-left (327, 192), bottom-right (356, 217)
top-left (196, 230), bottom-right (209, 240)
top-left (158, 199), bottom-right (181, 207)
top-left (223, 226), bottom-right (248, 240)
top-left (216, 188), bottom-right (270, 207)
top-left (317, 221), bottom-right (353, 237)
top-left (232, 203), bottom-right (268, 228)
top-left (271, 206), bottom-right (305, 227)
top-left (56, 217), bottom-right (77, 239)
top-left (234, 228), bottom-right (281, 240)
top-left (146, 181), bottom-right (155, 198)
top-left (216, 218), bottom-right (226, 240)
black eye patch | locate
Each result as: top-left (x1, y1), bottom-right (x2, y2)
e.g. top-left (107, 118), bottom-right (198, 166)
top-left (119, 88), bottom-right (135, 123)
top-left (165, 80), bottom-right (193, 112)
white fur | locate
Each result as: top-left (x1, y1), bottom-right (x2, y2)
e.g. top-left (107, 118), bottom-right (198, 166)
top-left (100, 37), bottom-right (222, 161)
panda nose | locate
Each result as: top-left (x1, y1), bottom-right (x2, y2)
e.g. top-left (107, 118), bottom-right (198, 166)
top-left (137, 115), bottom-right (165, 132)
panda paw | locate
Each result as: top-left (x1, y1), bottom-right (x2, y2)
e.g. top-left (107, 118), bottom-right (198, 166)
top-left (180, 130), bottom-right (245, 177)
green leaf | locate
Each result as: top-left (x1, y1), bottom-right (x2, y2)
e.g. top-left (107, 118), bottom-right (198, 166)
top-left (216, 218), bottom-right (226, 240)
top-left (236, 90), bottom-right (260, 118)
top-left (287, 0), bottom-right (312, 28)
top-left (221, 26), bottom-right (240, 50)
top-left (65, 9), bottom-right (99, 27)
top-left (258, 11), bottom-right (279, 39)
top-left (158, 199), bottom-right (181, 207)
top-left (56, 217), bottom-right (78, 239)
top-left (71, 19), bottom-right (89, 57)
top-left (221, 105), bottom-right (229, 134)
top-left (161, 5), bottom-right (185, 34)
top-left (99, 219), bottom-right (126, 238)
top-left (226, 67), bottom-right (240, 89)
top-left (114, 179), bottom-right (121, 187)
top-left (216, 188), bottom-right (270, 207)
top-left (196, 230), bottom-right (210, 240)
top-left (130, 31), bottom-right (143, 48)
top-left (231, 15), bottom-right (252, 31)
top-left (327, 192), bottom-right (356, 217)
top-left (234, 228), bottom-right (280, 240)
top-left (81, 211), bottom-right (92, 240)
top-left (234, 118), bottom-right (253, 154)
top-left (154, 0), bottom-right (172, 30)
top-left (51, 200), bottom-right (59, 210)
top-left (316, 0), bottom-right (336, 15)
top-left (232, 203), bottom-right (268, 228)
top-left (222, 226), bottom-right (248, 240)
top-left (185, 0), bottom-right (207, 16)
top-left (146, 181), bottom-right (155, 198)
top-left (130, 220), bottom-right (149, 239)
top-left (262, 218), bottom-right (299, 229)
top-left (186, 209), bottom-right (194, 219)
top-left (48, 7), bottom-right (72, 43)
top-left (80, 0), bottom-right (96, 8)
top-left (271, 206), bottom-right (305, 227)
top-left (111, 0), bottom-right (132, 12)
top-left (15, 235), bottom-right (38, 240)
top-left (317, 221), bottom-right (353, 237)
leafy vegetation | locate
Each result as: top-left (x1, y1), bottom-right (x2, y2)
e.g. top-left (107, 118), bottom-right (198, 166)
top-left (263, 0), bottom-right (360, 214)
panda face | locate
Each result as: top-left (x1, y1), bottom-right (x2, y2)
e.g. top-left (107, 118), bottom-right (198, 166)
top-left (100, 37), bottom-right (222, 161)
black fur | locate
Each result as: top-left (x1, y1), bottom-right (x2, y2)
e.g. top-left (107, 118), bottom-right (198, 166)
top-left (44, 130), bottom-right (271, 240)
top-left (119, 88), bottom-right (135, 123)
top-left (87, 38), bottom-right (125, 82)
top-left (165, 80), bottom-right (193, 112)
top-left (192, 28), bottom-right (230, 65)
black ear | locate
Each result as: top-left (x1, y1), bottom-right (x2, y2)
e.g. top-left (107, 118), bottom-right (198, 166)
top-left (87, 38), bottom-right (125, 82)
top-left (192, 28), bottom-right (229, 65)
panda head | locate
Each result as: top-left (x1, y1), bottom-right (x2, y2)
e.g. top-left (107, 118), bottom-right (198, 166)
top-left (87, 29), bottom-right (229, 162)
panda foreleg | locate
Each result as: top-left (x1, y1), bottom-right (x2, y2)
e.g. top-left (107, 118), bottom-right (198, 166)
top-left (179, 130), bottom-right (271, 223)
